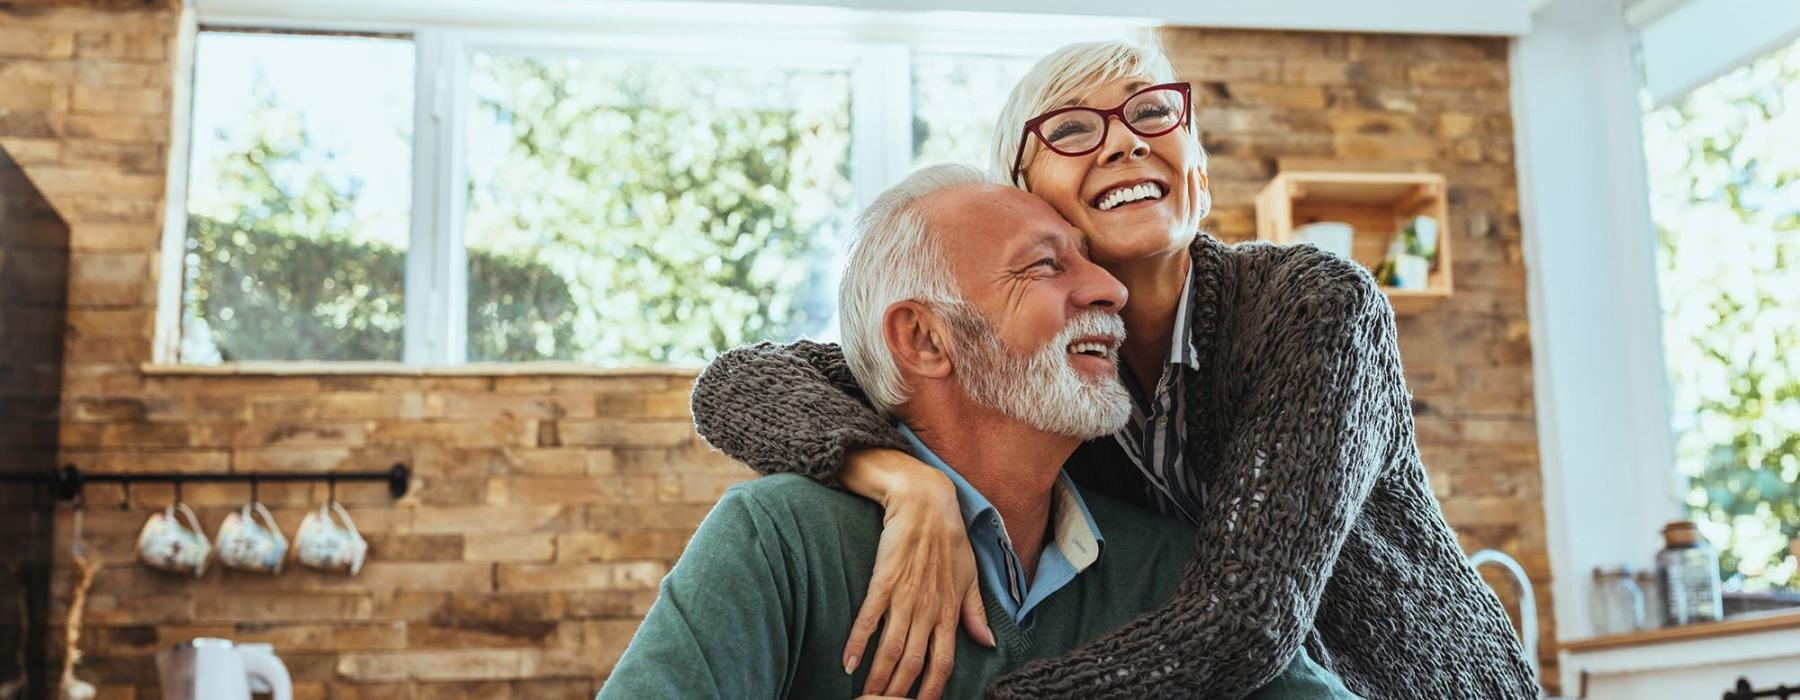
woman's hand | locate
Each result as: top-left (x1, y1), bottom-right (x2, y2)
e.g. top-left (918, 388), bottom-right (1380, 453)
top-left (839, 448), bottom-right (995, 700)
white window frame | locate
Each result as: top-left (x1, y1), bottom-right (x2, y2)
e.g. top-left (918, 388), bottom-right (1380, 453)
top-left (159, 0), bottom-right (1148, 367)
top-left (1518, 1), bottom-right (1798, 689)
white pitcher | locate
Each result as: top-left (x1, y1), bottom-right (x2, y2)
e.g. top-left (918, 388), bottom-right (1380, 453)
top-left (156, 638), bottom-right (291, 700)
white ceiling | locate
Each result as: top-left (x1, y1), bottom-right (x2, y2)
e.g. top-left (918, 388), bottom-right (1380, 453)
top-left (201, 0), bottom-right (1546, 36)
top-left (628, 0), bottom-right (1542, 36)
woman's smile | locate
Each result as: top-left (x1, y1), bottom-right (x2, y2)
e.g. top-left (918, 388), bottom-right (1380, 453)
top-left (1088, 179), bottom-right (1167, 212)
top-left (1022, 78), bottom-right (1208, 266)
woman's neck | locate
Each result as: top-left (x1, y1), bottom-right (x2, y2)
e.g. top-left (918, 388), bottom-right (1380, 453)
top-left (1106, 249), bottom-right (1192, 390)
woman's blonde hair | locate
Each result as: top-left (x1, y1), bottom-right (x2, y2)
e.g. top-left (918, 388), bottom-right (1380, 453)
top-left (990, 39), bottom-right (1201, 189)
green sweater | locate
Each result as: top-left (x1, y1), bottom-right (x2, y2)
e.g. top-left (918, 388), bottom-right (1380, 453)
top-left (597, 474), bottom-right (1357, 699)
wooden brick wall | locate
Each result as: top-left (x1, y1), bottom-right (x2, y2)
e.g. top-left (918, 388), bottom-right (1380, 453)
top-left (0, 4), bottom-right (1554, 696)
top-left (2, 128), bottom-right (70, 700)
top-left (1159, 27), bottom-right (1555, 686)
top-left (2, 6), bottom-right (748, 698)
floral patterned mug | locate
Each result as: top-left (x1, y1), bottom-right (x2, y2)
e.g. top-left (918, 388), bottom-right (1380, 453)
top-left (293, 501), bottom-right (366, 575)
top-left (216, 501), bottom-right (288, 575)
top-left (137, 502), bottom-right (211, 577)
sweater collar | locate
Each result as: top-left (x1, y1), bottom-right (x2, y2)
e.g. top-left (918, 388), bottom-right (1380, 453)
top-left (1181, 233), bottom-right (1230, 383)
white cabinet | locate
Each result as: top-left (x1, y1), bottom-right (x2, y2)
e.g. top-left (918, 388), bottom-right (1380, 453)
top-left (1560, 612), bottom-right (1800, 699)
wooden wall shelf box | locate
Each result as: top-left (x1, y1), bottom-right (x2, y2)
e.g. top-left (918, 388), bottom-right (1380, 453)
top-left (1253, 171), bottom-right (1453, 315)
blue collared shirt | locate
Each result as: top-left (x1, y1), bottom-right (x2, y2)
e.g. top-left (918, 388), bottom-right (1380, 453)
top-left (896, 423), bottom-right (1104, 626)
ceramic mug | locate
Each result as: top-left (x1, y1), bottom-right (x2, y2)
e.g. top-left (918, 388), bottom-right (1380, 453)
top-left (216, 501), bottom-right (288, 575)
top-left (1294, 221), bottom-right (1355, 261)
top-left (293, 501), bottom-right (366, 575)
top-left (137, 502), bottom-right (211, 577)
top-left (1394, 253), bottom-right (1431, 290)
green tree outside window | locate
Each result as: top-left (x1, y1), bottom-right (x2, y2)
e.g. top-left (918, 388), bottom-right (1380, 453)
top-left (1643, 38), bottom-right (1800, 591)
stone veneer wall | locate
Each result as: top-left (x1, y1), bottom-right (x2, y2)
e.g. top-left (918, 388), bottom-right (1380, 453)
top-left (1, 4), bottom-right (1555, 696)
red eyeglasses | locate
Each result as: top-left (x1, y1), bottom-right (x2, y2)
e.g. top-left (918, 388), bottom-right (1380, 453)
top-left (1009, 82), bottom-right (1193, 186)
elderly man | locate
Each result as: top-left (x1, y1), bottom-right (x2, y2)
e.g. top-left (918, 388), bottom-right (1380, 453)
top-left (596, 165), bottom-right (1355, 699)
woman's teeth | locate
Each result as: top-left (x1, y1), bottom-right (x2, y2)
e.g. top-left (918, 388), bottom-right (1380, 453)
top-left (1094, 182), bottom-right (1165, 211)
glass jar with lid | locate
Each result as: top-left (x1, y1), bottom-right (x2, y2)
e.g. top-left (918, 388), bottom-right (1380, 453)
top-left (1590, 566), bottom-right (1646, 635)
top-left (1634, 568), bottom-right (1665, 629)
top-left (1656, 520), bottom-right (1724, 626)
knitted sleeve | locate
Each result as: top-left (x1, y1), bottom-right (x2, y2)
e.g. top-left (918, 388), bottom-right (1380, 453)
top-left (988, 260), bottom-right (1399, 699)
top-left (689, 339), bottom-right (910, 486)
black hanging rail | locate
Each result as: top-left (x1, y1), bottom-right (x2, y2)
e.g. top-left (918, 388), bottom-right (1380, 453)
top-left (0, 463), bottom-right (410, 501)
top-left (1725, 677), bottom-right (1800, 700)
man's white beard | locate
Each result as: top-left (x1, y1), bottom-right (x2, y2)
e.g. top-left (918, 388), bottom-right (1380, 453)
top-left (944, 305), bottom-right (1132, 441)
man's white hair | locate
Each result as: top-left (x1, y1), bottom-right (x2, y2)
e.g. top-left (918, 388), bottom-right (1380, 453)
top-left (990, 39), bottom-right (1202, 189)
top-left (839, 163), bottom-right (991, 413)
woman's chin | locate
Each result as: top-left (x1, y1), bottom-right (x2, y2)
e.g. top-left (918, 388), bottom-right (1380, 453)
top-left (1085, 216), bottom-right (1194, 262)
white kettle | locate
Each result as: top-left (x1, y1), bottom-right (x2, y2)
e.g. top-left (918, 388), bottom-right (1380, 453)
top-left (156, 638), bottom-right (292, 700)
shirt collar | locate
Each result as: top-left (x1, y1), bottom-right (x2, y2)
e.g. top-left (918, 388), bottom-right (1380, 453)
top-left (1169, 261), bottom-right (1202, 371)
top-left (894, 422), bottom-right (1104, 572)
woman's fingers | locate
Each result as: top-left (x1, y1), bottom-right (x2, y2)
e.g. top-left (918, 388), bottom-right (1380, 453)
top-left (914, 611), bottom-right (959, 700)
top-left (844, 573), bottom-right (895, 673)
top-left (861, 592), bottom-right (915, 695)
top-left (880, 605), bottom-right (935, 698)
top-left (959, 583), bottom-right (995, 648)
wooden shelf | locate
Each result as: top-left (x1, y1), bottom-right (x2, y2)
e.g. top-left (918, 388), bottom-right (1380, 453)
top-left (1560, 608), bottom-right (1800, 652)
top-left (1254, 171), bottom-right (1452, 315)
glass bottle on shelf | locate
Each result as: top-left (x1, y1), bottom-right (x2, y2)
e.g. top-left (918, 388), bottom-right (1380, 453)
top-left (1634, 568), bottom-right (1665, 629)
top-left (1656, 520), bottom-right (1724, 626)
top-left (1589, 566), bottom-right (1645, 635)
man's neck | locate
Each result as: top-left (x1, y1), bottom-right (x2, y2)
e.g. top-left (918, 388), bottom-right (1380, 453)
top-left (902, 404), bottom-right (1076, 580)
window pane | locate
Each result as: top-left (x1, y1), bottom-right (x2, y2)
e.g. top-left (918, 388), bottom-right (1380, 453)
top-left (912, 53), bottom-right (1035, 172)
top-left (464, 53), bottom-right (853, 366)
top-left (181, 31), bottom-right (413, 363)
top-left (1643, 36), bottom-right (1800, 593)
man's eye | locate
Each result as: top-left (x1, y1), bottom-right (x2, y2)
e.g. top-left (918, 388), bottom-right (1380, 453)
top-left (1032, 258), bottom-right (1057, 270)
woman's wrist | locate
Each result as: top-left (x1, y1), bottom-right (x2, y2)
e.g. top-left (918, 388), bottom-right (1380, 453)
top-left (843, 448), bottom-right (955, 510)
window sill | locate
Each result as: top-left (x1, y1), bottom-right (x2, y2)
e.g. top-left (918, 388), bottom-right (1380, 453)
top-left (1561, 608), bottom-right (1800, 652)
top-left (139, 361), bottom-right (699, 378)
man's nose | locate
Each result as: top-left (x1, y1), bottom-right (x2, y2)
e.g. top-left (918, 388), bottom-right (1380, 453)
top-left (1100, 115), bottom-right (1150, 165)
top-left (1070, 255), bottom-right (1127, 312)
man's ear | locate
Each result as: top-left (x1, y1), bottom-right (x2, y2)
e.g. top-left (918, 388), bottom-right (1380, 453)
top-left (882, 301), bottom-right (954, 382)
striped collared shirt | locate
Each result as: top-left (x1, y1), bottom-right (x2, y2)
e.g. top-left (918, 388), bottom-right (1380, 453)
top-left (1112, 268), bottom-right (1206, 524)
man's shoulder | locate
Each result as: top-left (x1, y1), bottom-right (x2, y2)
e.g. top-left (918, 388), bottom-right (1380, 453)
top-left (721, 473), bottom-right (882, 526)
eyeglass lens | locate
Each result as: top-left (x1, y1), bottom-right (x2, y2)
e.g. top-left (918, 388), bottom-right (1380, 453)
top-left (1037, 87), bottom-right (1186, 155)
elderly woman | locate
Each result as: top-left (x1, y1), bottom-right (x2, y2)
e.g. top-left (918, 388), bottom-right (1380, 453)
top-left (691, 40), bottom-right (1538, 699)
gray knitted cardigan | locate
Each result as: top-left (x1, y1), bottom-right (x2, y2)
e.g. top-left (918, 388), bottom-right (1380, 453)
top-left (689, 234), bottom-right (1540, 700)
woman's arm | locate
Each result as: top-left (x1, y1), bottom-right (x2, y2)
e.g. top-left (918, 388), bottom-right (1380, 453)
top-left (843, 452), bottom-right (994, 699)
top-left (988, 269), bottom-right (1399, 698)
top-left (690, 340), bottom-right (911, 485)
top-left (690, 340), bottom-right (994, 697)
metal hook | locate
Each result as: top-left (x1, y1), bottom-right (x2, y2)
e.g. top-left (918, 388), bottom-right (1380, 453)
top-left (250, 476), bottom-right (260, 504)
top-left (120, 476), bottom-right (131, 510)
top-left (71, 492), bottom-right (86, 560)
top-left (173, 477), bottom-right (183, 505)
top-left (327, 476), bottom-right (337, 506)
